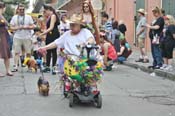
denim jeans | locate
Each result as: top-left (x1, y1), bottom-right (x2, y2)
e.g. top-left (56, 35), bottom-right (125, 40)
top-left (151, 42), bottom-right (163, 67)
top-left (118, 56), bottom-right (126, 63)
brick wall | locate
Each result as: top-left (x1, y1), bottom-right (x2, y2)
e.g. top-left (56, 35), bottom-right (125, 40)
top-left (60, 0), bottom-right (83, 18)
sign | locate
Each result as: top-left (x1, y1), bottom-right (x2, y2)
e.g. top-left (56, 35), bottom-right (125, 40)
top-left (91, 0), bottom-right (103, 10)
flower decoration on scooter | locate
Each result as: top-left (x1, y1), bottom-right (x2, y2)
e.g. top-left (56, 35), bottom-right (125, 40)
top-left (63, 44), bottom-right (103, 85)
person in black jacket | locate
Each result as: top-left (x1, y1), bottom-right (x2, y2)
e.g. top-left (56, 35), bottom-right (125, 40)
top-left (146, 7), bottom-right (164, 69)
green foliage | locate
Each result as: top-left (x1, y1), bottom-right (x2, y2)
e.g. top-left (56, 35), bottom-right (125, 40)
top-left (1, 0), bottom-right (29, 22)
top-left (2, 0), bottom-right (29, 5)
top-left (4, 5), bottom-right (14, 22)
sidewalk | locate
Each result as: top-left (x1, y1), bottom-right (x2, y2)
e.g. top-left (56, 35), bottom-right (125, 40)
top-left (123, 49), bottom-right (175, 81)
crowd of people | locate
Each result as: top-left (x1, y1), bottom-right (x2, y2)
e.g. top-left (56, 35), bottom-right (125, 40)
top-left (0, 0), bottom-right (175, 78)
top-left (136, 7), bottom-right (175, 71)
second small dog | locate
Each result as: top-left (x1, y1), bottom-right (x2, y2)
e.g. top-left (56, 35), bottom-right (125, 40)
top-left (37, 77), bottom-right (50, 96)
top-left (23, 58), bottom-right (38, 72)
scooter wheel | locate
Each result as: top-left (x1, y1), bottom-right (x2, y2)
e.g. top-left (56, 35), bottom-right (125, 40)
top-left (69, 93), bottom-right (74, 107)
top-left (63, 81), bottom-right (69, 98)
top-left (96, 94), bottom-right (102, 108)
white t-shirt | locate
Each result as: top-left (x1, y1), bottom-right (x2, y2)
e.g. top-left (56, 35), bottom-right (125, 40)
top-left (54, 28), bottom-right (94, 56)
top-left (10, 15), bottom-right (34, 39)
top-left (59, 21), bottom-right (70, 31)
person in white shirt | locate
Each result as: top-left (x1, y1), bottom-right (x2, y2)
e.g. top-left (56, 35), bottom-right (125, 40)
top-left (10, 4), bottom-right (35, 72)
top-left (59, 14), bottom-right (70, 35)
top-left (31, 28), bottom-right (42, 60)
top-left (38, 14), bottom-right (95, 58)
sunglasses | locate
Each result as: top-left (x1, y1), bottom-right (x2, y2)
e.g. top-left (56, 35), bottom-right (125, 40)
top-left (19, 9), bottom-right (25, 11)
top-left (70, 23), bottom-right (79, 27)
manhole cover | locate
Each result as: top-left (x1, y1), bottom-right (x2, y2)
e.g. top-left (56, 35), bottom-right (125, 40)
top-left (147, 97), bottom-right (175, 105)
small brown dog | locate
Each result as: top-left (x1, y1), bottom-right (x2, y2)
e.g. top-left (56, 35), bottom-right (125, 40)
top-left (23, 58), bottom-right (38, 72)
top-left (38, 77), bottom-right (50, 96)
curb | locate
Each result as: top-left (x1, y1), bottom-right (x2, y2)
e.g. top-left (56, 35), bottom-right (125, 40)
top-left (123, 61), bottom-right (175, 81)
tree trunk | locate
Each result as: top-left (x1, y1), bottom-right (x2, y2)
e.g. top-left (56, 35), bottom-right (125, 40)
top-left (32, 0), bottom-right (45, 13)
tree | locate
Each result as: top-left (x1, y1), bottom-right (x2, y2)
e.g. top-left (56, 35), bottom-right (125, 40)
top-left (32, 0), bottom-right (45, 13)
top-left (4, 5), bottom-right (14, 22)
top-left (1, 0), bottom-right (29, 22)
top-left (2, 0), bottom-right (29, 5)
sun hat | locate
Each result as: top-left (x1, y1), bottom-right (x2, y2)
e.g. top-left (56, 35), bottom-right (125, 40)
top-left (69, 14), bottom-right (85, 25)
top-left (137, 8), bottom-right (147, 15)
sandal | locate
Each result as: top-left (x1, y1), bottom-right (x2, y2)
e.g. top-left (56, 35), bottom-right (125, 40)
top-left (6, 72), bottom-right (13, 76)
top-left (142, 59), bottom-right (149, 63)
top-left (0, 73), bottom-right (5, 77)
top-left (135, 58), bottom-right (143, 62)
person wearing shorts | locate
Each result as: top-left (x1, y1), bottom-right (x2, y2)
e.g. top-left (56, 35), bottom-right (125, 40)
top-left (135, 8), bottom-right (149, 63)
top-left (10, 4), bottom-right (35, 72)
top-left (160, 15), bottom-right (175, 71)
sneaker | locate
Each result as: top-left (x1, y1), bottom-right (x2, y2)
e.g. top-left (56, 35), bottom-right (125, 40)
top-left (164, 65), bottom-right (173, 71)
top-left (21, 64), bottom-right (26, 67)
top-left (52, 66), bottom-right (57, 75)
top-left (160, 64), bottom-right (168, 70)
top-left (103, 66), bottom-right (112, 71)
top-left (42, 67), bottom-right (50, 73)
top-left (12, 65), bottom-right (18, 72)
top-left (153, 65), bottom-right (161, 69)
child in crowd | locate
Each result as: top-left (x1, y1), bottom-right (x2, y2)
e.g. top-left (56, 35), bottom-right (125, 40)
top-left (99, 31), bottom-right (117, 71)
top-left (31, 28), bottom-right (46, 66)
top-left (31, 28), bottom-right (42, 60)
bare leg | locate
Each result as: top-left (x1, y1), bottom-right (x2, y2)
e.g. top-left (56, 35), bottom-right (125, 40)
top-left (168, 59), bottom-right (172, 65)
top-left (4, 58), bottom-right (13, 75)
top-left (14, 53), bottom-right (20, 68)
top-left (163, 58), bottom-right (168, 65)
top-left (139, 47), bottom-right (144, 59)
top-left (141, 47), bottom-right (148, 59)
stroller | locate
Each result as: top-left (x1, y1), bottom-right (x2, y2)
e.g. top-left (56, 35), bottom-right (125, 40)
top-left (62, 44), bottom-right (103, 108)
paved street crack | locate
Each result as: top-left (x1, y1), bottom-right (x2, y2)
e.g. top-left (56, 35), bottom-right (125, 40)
top-left (20, 68), bottom-right (27, 95)
top-left (128, 89), bottom-right (175, 105)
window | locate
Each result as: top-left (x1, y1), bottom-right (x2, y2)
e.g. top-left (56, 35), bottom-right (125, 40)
top-left (162, 0), bottom-right (175, 17)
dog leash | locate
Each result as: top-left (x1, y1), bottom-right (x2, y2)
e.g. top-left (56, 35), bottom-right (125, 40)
top-left (36, 52), bottom-right (46, 80)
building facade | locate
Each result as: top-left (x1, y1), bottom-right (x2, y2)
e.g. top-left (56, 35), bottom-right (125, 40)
top-left (58, 0), bottom-right (175, 50)
top-left (104, 0), bottom-right (175, 50)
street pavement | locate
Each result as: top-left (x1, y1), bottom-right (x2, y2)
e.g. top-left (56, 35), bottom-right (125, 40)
top-left (0, 59), bottom-right (175, 116)
top-left (124, 49), bottom-right (175, 80)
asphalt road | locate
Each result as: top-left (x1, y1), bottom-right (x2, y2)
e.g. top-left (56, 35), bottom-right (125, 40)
top-left (0, 64), bottom-right (175, 116)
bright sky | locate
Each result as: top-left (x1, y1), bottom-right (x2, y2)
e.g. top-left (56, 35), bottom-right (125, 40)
top-left (26, 0), bottom-right (35, 13)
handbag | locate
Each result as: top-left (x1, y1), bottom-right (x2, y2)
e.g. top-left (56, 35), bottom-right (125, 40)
top-left (7, 34), bottom-right (13, 51)
top-left (152, 33), bottom-right (160, 45)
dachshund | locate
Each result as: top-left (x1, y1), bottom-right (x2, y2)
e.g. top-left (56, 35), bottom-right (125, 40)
top-left (37, 76), bottom-right (50, 96)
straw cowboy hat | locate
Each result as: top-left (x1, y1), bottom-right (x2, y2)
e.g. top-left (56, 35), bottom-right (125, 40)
top-left (137, 8), bottom-right (147, 15)
top-left (69, 14), bottom-right (85, 25)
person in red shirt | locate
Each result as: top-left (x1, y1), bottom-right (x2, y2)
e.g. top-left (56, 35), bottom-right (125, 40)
top-left (99, 31), bottom-right (117, 71)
